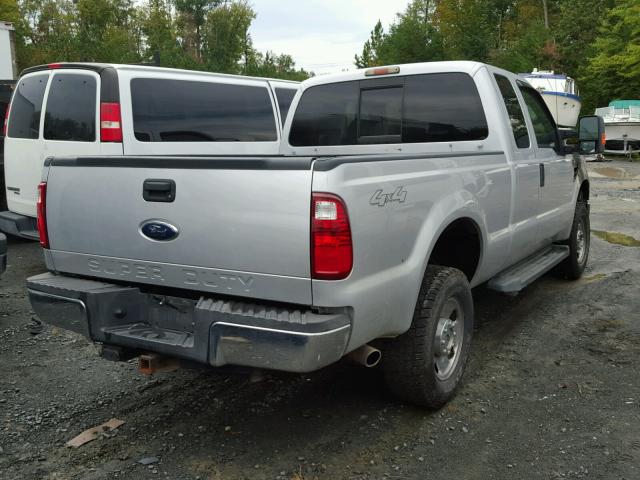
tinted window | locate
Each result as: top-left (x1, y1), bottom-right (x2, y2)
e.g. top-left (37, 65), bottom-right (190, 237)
top-left (519, 84), bottom-right (557, 149)
top-left (131, 79), bottom-right (277, 142)
top-left (359, 87), bottom-right (402, 142)
top-left (44, 74), bottom-right (96, 142)
top-left (289, 81), bottom-right (358, 146)
top-left (494, 74), bottom-right (529, 148)
top-left (290, 73), bottom-right (488, 147)
top-left (275, 88), bottom-right (296, 126)
top-left (403, 73), bottom-right (488, 143)
top-left (7, 74), bottom-right (48, 139)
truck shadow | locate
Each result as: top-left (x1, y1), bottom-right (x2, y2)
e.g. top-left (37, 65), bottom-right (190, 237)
top-left (95, 279), bottom-right (565, 474)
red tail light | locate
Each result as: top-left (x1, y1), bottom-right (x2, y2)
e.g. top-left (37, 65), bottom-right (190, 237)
top-left (37, 182), bottom-right (49, 249)
top-left (311, 193), bottom-right (352, 280)
top-left (2, 102), bottom-right (9, 136)
top-left (100, 102), bottom-right (122, 142)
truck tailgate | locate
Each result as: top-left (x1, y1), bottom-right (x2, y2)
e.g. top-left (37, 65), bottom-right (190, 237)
top-left (44, 157), bottom-right (314, 304)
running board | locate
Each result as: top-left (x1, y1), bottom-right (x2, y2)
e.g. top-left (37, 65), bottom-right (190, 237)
top-left (487, 245), bottom-right (570, 294)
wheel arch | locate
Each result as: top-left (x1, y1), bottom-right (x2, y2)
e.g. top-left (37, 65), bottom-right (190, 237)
top-left (426, 216), bottom-right (484, 283)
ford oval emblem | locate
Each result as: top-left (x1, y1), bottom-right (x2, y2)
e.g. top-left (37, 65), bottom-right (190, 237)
top-left (140, 220), bottom-right (179, 242)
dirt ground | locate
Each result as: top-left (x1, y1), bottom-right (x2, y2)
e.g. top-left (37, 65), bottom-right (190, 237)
top-left (1, 160), bottom-right (639, 480)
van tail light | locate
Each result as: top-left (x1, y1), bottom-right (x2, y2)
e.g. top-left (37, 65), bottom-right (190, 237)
top-left (2, 103), bottom-right (8, 136)
top-left (100, 102), bottom-right (122, 142)
top-left (37, 182), bottom-right (49, 249)
top-left (311, 193), bottom-right (352, 280)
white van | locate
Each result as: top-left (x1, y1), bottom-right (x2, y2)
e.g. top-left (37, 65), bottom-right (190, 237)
top-left (1, 63), bottom-right (299, 238)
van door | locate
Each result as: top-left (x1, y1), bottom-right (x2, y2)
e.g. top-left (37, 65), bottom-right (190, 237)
top-left (3, 72), bottom-right (50, 217)
top-left (493, 74), bottom-right (543, 265)
top-left (518, 83), bottom-right (574, 244)
top-left (42, 70), bottom-right (104, 169)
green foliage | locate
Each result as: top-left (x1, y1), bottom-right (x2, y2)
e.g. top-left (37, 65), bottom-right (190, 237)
top-left (356, 0), bottom-right (639, 111)
top-left (581, 0), bottom-right (640, 112)
top-left (355, 1), bottom-right (444, 67)
top-left (354, 20), bottom-right (385, 68)
top-left (4, 0), bottom-right (310, 81)
top-left (202, 0), bottom-right (253, 73)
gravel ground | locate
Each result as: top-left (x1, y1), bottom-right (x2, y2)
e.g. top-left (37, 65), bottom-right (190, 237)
top-left (1, 160), bottom-right (639, 480)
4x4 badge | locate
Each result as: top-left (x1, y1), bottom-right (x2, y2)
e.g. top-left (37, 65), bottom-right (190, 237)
top-left (370, 186), bottom-right (408, 207)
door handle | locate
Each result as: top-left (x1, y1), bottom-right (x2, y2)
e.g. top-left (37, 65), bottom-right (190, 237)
top-left (539, 164), bottom-right (545, 187)
top-left (143, 179), bottom-right (176, 202)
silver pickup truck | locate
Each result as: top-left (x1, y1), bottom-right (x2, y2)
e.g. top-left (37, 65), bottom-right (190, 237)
top-left (27, 62), bottom-right (605, 408)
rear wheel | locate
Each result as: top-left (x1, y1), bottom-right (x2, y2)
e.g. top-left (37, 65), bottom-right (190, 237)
top-left (382, 265), bottom-right (473, 408)
top-left (555, 200), bottom-right (590, 280)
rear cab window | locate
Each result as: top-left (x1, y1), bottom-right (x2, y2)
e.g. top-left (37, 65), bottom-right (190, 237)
top-left (289, 72), bottom-right (489, 148)
top-left (7, 74), bottom-right (48, 139)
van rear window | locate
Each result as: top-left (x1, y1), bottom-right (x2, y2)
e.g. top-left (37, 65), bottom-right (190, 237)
top-left (44, 74), bottom-right (97, 142)
top-left (7, 74), bottom-right (48, 139)
top-left (289, 73), bottom-right (488, 146)
top-left (131, 79), bottom-right (277, 142)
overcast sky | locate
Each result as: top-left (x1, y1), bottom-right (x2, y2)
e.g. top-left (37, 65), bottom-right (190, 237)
top-left (248, 0), bottom-right (411, 75)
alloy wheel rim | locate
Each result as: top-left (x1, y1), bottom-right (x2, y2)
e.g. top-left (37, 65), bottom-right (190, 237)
top-left (433, 297), bottom-right (464, 381)
top-left (576, 218), bottom-right (587, 264)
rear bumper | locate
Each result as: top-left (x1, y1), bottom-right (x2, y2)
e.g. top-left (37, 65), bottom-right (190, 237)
top-left (0, 211), bottom-right (39, 240)
top-left (27, 273), bottom-right (351, 373)
top-left (0, 233), bottom-right (6, 275)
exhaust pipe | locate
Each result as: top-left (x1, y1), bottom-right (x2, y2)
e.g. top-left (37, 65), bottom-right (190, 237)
top-left (347, 344), bottom-right (382, 368)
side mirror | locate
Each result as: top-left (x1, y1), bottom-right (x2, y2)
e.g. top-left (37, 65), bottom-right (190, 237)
top-left (578, 115), bottom-right (606, 155)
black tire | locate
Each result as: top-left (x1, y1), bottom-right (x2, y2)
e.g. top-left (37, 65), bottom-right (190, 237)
top-left (554, 200), bottom-right (590, 280)
top-left (382, 265), bottom-right (473, 408)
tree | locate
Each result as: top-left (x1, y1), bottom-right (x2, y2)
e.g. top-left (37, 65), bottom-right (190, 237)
top-left (555, 0), bottom-right (615, 75)
top-left (355, 20), bottom-right (385, 68)
top-left (581, 0), bottom-right (640, 111)
top-left (437, 0), bottom-right (493, 61)
top-left (140, 0), bottom-right (195, 68)
top-left (202, 0), bottom-right (254, 73)
top-left (174, 0), bottom-right (220, 62)
top-left (382, 0), bottom-right (444, 65)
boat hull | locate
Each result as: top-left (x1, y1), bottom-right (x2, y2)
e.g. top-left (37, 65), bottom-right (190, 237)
top-left (541, 92), bottom-right (581, 128)
top-left (603, 123), bottom-right (640, 154)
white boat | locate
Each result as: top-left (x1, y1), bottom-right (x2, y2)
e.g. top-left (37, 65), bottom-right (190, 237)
top-left (595, 100), bottom-right (640, 155)
top-left (521, 69), bottom-right (581, 128)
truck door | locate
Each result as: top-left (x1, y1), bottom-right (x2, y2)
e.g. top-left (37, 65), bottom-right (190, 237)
top-left (493, 74), bottom-right (544, 265)
top-left (42, 70), bottom-right (104, 165)
top-left (518, 83), bottom-right (574, 244)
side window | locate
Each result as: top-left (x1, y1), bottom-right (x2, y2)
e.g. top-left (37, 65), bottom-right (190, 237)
top-left (7, 74), bottom-right (48, 139)
top-left (275, 88), bottom-right (296, 126)
top-left (359, 86), bottom-right (402, 143)
top-left (289, 81), bottom-right (358, 146)
top-left (403, 73), bottom-right (488, 143)
top-left (131, 79), bottom-right (278, 142)
top-left (518, 84), bottom-right (557, 149)
top-left (494, 74), bottom-right (530, 148)
top-left (44, 74), bottom-right (97, 142)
